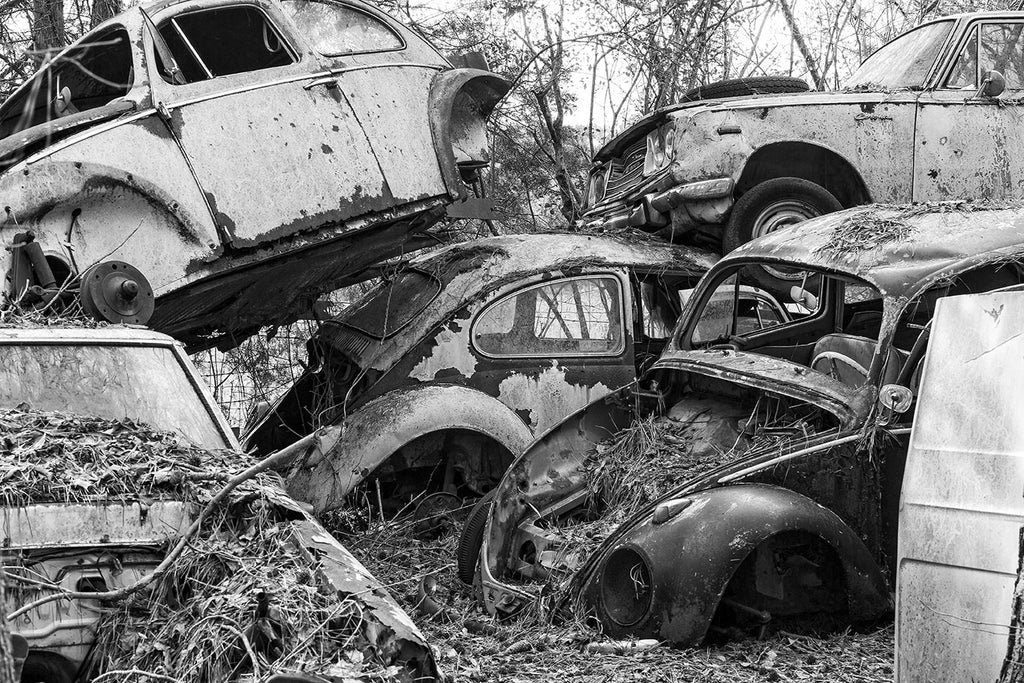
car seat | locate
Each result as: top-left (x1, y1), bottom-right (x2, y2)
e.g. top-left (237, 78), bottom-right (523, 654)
top-left (810, 333), bottom-right (901, 387)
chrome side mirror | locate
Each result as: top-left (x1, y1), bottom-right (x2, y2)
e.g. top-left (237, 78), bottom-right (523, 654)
top-left (879, 384), bottom-right (913, 413)
top-left (977, 70), bottom-right (1006, 99)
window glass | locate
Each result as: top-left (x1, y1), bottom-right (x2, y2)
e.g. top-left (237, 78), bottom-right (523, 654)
top-left (281, 0), bottom-right (403, 55)
top-left (945, 27), bottom-right (978, 88)
top-left (0, 27), bottom-right (133, 137)
top-left (691, 277), bottom-right (791, 345)
top-left (979, 23), bottom-right (1024, 90)
top-left (474, 277), bottom-right (623, 357)
top-left (847, 20), bottom-right (953, 89)
top-left (156, 6), bottom-right (294, 84)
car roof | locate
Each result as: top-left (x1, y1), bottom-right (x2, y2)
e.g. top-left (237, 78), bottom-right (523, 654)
top-left (722, 204), bottom-right (1024, 297)
top-left (405, 231), bottom-right (716, 275)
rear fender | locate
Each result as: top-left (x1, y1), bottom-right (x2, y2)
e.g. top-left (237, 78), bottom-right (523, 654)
top-left (428, 69), bottom-right (509, 198)
top-left (0, 159), bottom-right (218, 294)
top-left (285, 384), bottom-right (533, 513)
top-left (581, 483), bottom-right (891, 644)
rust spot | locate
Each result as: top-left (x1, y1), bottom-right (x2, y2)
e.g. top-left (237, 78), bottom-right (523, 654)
top-left (321, 143), bottom-right (334, 154)
top-left (928, 169), bottom-right (939, 179)
top-left (859, 102), bottom-right (877, 114)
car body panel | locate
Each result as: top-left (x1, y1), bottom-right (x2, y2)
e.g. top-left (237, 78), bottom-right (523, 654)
top-left (896, 290), bottom-right (1024, 683)
top-left (0, 0), bottom-right (507, 349)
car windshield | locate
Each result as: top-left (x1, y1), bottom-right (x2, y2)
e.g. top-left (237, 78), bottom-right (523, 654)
top-left (847, 20), bottom-right (954, 89)
top-left (0, 342), bottom-right (231, 449)
top-left (679, 265), bottom-right (885, 387)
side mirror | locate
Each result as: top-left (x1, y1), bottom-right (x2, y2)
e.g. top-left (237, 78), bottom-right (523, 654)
top-left (879, 384), bottom-right (913, 414)
top-left (977, 69), bottom-right (1006, 99)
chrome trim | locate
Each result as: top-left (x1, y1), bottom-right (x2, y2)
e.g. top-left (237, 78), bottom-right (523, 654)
top-left (171, 17), bottom-right (213, 80)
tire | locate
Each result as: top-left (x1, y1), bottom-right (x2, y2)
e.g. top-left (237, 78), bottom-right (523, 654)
top-left (20, 652), bottom-right (77, 683)
top-left (457, 489), bottom-right (496, 585)
top-left (723, 177), bottom-right (842, 291)
top-left (683, 76), bottom-right (809, 102)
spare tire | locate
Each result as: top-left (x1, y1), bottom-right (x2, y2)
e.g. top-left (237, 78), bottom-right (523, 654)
top-left (683, 76), bottom-right (809, 102)
top-left (457, 489), bottom-right (496, 585)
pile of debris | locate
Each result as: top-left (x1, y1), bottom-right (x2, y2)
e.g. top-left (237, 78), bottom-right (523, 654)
top-left (0, 409), bottom-right (427, 682)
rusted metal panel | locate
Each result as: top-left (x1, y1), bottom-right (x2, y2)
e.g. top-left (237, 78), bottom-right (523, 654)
top-left (0, 501), bottom-right (189, 548)
top-left (285, 384), bottom-right (534, 513)
top-left (897, 291), bottom-right (1024, 683)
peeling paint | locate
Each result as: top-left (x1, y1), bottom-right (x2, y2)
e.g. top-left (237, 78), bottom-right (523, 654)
top-left (496, 361), bottom-right (614, 433)
top-left (409, 321), bottom-right (477, 381)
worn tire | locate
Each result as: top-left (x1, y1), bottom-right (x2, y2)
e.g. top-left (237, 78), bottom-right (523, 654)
top-left (20, 653), bottom-right (77, 683)
top-left (723, 177), bottom-right (842, 291)
top-left (457, 489), bottom-right (496, 585)
top-left (684, 76), bottom-right (809, 102)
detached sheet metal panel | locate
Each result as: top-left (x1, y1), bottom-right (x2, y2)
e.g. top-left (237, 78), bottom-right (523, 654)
top-left (897, 290), bottom-right (1024, 683)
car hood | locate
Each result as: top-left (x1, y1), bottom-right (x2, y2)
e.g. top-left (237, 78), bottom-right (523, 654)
top-left (652, 348), bottom-right (867, 427)
top-left (594, 88), bottom-right (907, 161)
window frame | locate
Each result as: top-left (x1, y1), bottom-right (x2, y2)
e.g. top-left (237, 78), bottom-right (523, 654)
top-left (281, 0), bottom-right (407, 58)
top-left (153, 2), bottom-right (299, 85)
top-left (470, 273), bottom-right (629, 360)
top-left (939, 18), bottom-right (1024, 91)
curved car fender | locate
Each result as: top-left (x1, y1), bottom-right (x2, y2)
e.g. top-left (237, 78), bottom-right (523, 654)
top-left (580, 483), bottom-right (891, 644)
top-left (0, 155), bottom-right (220, 293)
top-left (427, 68), bottom-right (510, 198)
top-left (286, 383), bottom-right (534, 514)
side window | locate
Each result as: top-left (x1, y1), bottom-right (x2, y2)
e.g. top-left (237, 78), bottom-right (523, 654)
top-left (473, 277), bottom-right (624, 357)
top-left (0, 27), bottom-right (133, 136)
top-left (156, 6), bottom-right (295, 84)
top-left (946, 23), bottom-right (1024, 90)
top-left (945, 27), bottom-right (978, 88)
top-left (281, 0), bottom-right (404, 55)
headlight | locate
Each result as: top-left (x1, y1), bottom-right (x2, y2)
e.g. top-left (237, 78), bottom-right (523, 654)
top-left (588, 166), bottom-right (609, 206)
top-left (600, 546), bottom-right (653, 626)
top-left (643, 122), bottom-right (677, 176)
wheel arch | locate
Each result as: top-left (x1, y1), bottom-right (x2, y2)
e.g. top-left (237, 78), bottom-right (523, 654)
top-left (427, 68), bottom-right (510, 198)
top-left (736, 141), bottom-right (872, 208)
top-left (285, 384), bottom-right (534, 514)
top-left (585, 484), bottom-right (891, 644)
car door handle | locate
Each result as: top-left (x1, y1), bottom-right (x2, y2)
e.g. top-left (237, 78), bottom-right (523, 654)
top-left (304, 76), bottom-right (340, 91)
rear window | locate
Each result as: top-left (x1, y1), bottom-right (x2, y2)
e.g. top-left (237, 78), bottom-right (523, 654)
top-left (281, 0), bottom-right (403, 55)
top-left (0, 343), bottom-right (231, 449)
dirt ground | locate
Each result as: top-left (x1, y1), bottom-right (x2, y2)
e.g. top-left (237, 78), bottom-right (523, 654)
top-left (340, 513), bottom-right (895, 683)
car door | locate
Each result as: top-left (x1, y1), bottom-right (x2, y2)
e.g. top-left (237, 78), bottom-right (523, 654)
top-left (914, 17), bottom-right (1024, 201)
top-left (145, 0), bottom-right (389, 247)
top-left (278, 0), bottom-right (448, 204)
top-left (469, 271), bottom-right (637, 434)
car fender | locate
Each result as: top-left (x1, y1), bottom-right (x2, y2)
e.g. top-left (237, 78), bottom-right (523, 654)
top-left (0, 157), bottom-right (220, 293)
top-left (579, 483), bottom-right (891, 644)
top-left (285, 383), bottom-right (534, 513)
top-left (427, 68), bottom-right (510, 198)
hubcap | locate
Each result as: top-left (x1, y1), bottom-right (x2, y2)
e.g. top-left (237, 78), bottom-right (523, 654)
top-left (752, 199), bottom-right (819, 281)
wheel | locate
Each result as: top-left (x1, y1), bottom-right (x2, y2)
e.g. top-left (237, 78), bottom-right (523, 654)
top-left (20, 652), bottom-right (77, 683)
top-left (684, 76), bottom-right (809, 102)
top-left (723, 177), bottom-right (842, 291)
top-left (456, 489), bottom-right (496, 585)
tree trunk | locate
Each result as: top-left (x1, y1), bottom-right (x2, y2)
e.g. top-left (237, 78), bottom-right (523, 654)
top-left (31, 0), bottom-right (64, 62)
top-left (777, 0), bottom-right (824, 90)
top-left (0, 568), bottom-right (18, 683)
top-left (90, 0), bottom-right (120, 28)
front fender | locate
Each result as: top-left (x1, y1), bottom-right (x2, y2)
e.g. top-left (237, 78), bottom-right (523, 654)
top-left (428, 68), bottom-right (509, 198)
top-left (286, 384), bottom-right (534, 513)
top-left (578, 483), bottom-right (891, 644)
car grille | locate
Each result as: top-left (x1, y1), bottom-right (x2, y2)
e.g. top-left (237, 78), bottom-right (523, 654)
top-left (603, 138), bottom-right (648, 200)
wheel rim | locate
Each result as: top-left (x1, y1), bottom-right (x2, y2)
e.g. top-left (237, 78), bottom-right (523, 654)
top-left (751, 199), bottom-right (820, 281)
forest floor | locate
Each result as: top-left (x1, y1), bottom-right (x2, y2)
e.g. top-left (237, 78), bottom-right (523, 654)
top-left (341, 514), bottom-right (894, 683)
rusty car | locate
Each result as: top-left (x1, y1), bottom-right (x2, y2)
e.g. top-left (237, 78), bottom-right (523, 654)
top-left (0, 325), bottom-right (438, 681)
top-left (243, 233), bottom-right (714, 537)
top-left (469, 203), bottom-right (1024, 646)
top-left (896, 289), bottom-right (1024, 683)
top-left (0, 0), bottom-right (507, 349)
top-left (583, 11), bottom-right (1024, 286)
